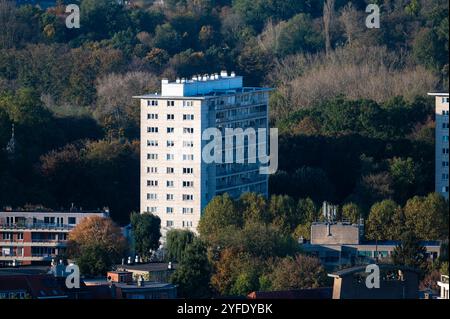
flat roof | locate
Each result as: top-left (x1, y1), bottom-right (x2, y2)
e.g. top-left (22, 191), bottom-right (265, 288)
top-left (427, 92), bottom-right (449, 96)
top-left (133, 87), bottom-right (273, 100)
top-left (329, 264), bottom-right (420, 278)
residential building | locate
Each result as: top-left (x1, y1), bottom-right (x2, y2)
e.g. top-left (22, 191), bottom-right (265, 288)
top-left (0, 208), bottom-right (108, 267)
top-left (301, 221), bottom-right (441, 267)
top-left (135, 71), bottom-right (271, 235)
top-left (428, 92), bottom-right (449, 199)
top-left (116, 262), bottom-right (177, 282)
top-left (84, 270), bottom-right (177, 299)
top-left (328, 265), bottom-right (420, 299)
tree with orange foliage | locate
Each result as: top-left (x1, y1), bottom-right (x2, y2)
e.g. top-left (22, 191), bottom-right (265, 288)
top-left (67, 216), bottom-right (128, 276)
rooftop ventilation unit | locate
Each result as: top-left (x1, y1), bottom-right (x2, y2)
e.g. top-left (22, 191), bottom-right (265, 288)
top-left (220, 70), bottom-right (228, 77)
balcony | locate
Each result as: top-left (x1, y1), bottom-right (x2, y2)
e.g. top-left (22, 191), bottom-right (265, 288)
top-left (0, 223), bottom-right (74, 231)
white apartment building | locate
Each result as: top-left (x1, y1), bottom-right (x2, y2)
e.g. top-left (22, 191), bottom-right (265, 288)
top-left (428, 93), bottom-right (449, 199)
top-left (135, 71), bottom-right (271, 235)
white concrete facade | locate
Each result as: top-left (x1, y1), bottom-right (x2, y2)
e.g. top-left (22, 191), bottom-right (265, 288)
top-left (135, 72), bottom-right (271, 236)
top-left (428, 93), bottom-right (449, 199)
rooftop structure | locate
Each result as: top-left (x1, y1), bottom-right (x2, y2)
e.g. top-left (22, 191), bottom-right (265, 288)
top-left (135, 71), bottom-right (272, 236)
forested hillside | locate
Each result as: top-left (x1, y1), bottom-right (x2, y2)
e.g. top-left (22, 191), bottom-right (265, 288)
top-left (0, 0), bottom-right (448, 224)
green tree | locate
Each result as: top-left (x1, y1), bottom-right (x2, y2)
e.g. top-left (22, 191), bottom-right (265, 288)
top-left (130, 212), bottom-right (161, 261)
top-left (276, 13), bottom-right (323, 56)
top-left (404, 193), bottom-right (449, 240)
top-left (366, 200), bottom-right (404, 240)
top-left (266, 254), bottom-right (328, 290)
top-left (166, 229), bottom-right (195, 262)
top-left (392, 231), bottom-right (429, 276)
top-left (268, 194), bottom-right (298, 233)
top-left (341, 203), bottom-right (361, 224)
top-left (239, 192), bottom-right (269, 224)
top-left (171, 239), bottom-right (212, 298)
top-left (198, 193), bottom-right (242, 241)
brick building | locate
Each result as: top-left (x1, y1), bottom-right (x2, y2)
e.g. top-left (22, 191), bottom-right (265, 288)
top-left (0, 209), bottom-right (108, 267)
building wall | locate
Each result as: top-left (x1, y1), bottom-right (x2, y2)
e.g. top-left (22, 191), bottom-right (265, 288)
top-left (434, 95), bottom-right (450, 199)
top-left (311, 223), bottom-right (360, 245)
top-left (0, 211), bottom-right (107, 266)
top-left (139, 75), bottom-right (270, 238)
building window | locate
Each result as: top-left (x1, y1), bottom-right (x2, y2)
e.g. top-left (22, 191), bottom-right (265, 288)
top-left (147, 193), bottom-right (157, 200)
top-left (183, 141), bottom-right (194, 147)
top-left (166, 220), bottom-right (174, 227)
top-left (167, 101), bottom-right (175, 107)
top-left (442, 97), bottom-right (449, 104)
top-left (147, 153), bottom-right (158, 160)
top-left (182, 194), bottom-right (194, 201)
top-left (443, 186), bottom-right (449, 193)
top-left (167, 180), bottom-right (174, 187)
top-left (148, 100), bottom-right (158, 106)
top-left (147, 113), bottom-right (158, 120)
top-left (443, 122), bottom-right (449, 129)
top-left (183, 168), bottom-right (194, 174)
top-left (183, 154), bottom-right (194, 161)
top-left (166, 154), bottom-right (175, 160)
top-left (167, 114), bottom-right (175, 120)
top-left (166, 167), bottom-right (174, 174)
top-left (147, 180), bottom-right (158, 187)
top-left (182, 221), bottom-right (193, 227)
top-left (166, 194), bottom-right (174, 201)
top-left (183, 114), bottom-right (194, 120)
top-left (147, 207), bottom-right (157, 213)
top-left (2, 233), bottom-right (12, 240)
top-left (147, 127), bottom-right (159, 133)
top-left (183, 181), bottom-right (194, 188)
top-left (68, 217), bottom-right (76, 225)
top-left (167, 127), bottom-right (174, 133)
top-left (166, 207), bottom-right (174, 214)
top-left (167, 140), bottom-right (175, 147)
top-left (182, 208), bottom-right (194, 214)
top-left (442, 173), bottom-right (449, 180)
top-left (147, 167), bottom-right (158, 174)
top-left (183, 127), bottom-right (194, 134)
top-left (17, 233), bottom-right (24, 240)
top-left (147, 140), bottom-right (158, 147)
top-left (183, 101), bottom-right (193, 107)
top-left (444, 135), bottom-right (449, 142)
top-left (443, 148), bottom-right (449, 154)
top-left (443, 161), bottom-right (449, 167)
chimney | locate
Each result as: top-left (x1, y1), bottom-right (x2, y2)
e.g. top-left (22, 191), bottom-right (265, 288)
top-left (220, 70), bottom-right (228, 77)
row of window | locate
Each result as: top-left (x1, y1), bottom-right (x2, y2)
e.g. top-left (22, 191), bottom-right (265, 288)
top-left (442, 148), bottom-right (449, 154)
top-left (442, 122), bottom-right (449, 129)
top-left (147, 193), bottom-right (194, 200)
top-left (145, 206), bottom-right (195, 216)
top-left (147, 180), bottom-right (195, 188)
top-left (147, 113), bottom-right (195, 120)
top-left (147, 100), bottom-right (194, 107)
top-left (147, 153), bottom-right (195, 161)
top-left (147, 127), bottom-right (195, 134)
top-left (147, 140), bottom-right (194, 148)
top-left (165, 220), bottom-right (193, 228)
top-left (146, 167), bottom-right (194, 175)
top-left (2, 232), bottom-right (23, 240)
top-left (442, 173), bottom-right (449, 180)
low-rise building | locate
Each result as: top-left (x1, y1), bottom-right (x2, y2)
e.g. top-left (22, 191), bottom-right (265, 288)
top-left (116, 262), bottom-right (177, 282)
top-left (0, 208), bottom-right (109, 267)
top-left (84, 270), bottom-right (178, 299)
top-left (328, 264), bottom-right (420, 299)
top-left (301, 222), bottom-right (441, 268)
